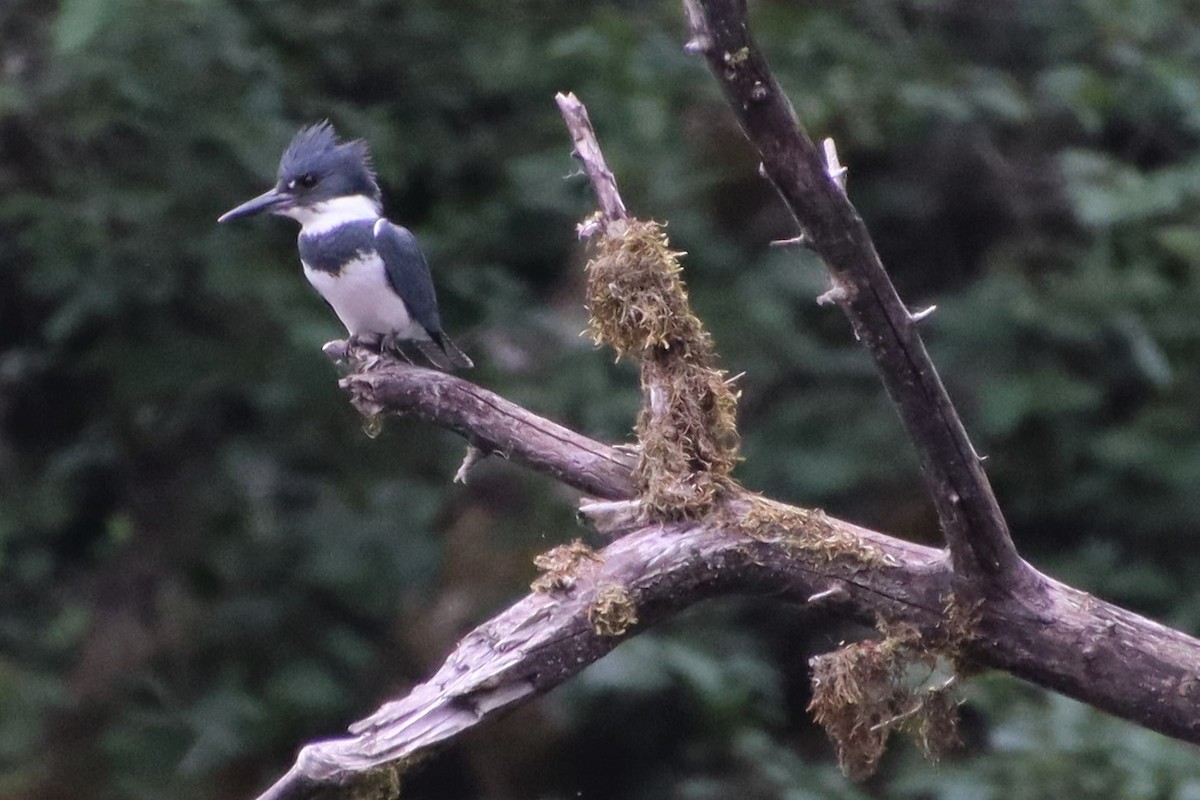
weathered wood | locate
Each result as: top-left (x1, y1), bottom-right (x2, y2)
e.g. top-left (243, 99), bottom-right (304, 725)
top-left (253, 513), bottom-right (949, 800)
top-left (334, 357), bottom-right (1200, 753)
top-left (248, 38), bottom-right (1200, 800)
top-left (556, 92), bottom-right (629, 226)
top-left (251, 472), bottom-right (1200, 800)
top-left (978, 573), bottom-right (1200, 744)
top-left (340, 363), bottom-right (637, 501)
top-left (682, 0), bottom-right (1023, 590)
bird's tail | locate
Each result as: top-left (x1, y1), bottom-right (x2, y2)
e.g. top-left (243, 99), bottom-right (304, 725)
top-left (414, 334), bottom-right (474, 371)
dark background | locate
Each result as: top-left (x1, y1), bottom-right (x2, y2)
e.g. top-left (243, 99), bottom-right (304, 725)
top-left (3, 1), bottom-right (1200, 798)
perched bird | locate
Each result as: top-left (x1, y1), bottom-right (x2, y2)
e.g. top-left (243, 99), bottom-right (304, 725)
top-left (218, 122), bottom-right (472, 370)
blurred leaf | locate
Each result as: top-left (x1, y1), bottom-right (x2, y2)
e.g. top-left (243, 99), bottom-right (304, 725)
top-left (54, 0), bottom-right (118, 52)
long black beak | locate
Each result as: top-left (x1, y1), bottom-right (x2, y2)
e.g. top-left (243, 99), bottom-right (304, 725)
top-left (218, 188), bottom-right (288, 223)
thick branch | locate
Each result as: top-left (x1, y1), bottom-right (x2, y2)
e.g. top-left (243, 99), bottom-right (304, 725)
top-left (253, 514), bottom-right (946, 800)
top-left (682, 0), bottom-right (1022, 588)
top-left (335, 361), bottom-right (1200, 738)
top-left (251, 482), bottom-right (1200, 800)
top-left (250, 77), bottom-right (1200, 800)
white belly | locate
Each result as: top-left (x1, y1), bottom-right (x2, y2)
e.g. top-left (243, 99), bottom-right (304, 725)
top-left (303, 255), bottom-right (427, 339)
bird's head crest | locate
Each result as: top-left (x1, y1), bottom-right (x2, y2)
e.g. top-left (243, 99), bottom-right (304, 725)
top-left (276, 121), bottom-right (380, 203)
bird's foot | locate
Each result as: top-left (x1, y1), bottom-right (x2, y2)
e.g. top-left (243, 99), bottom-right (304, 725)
top-left (380, 333), bottom-right (419, 365)
top-left (346, 334), bottom-right (373, 368)
top-left (336, 335), bottom-right (386, 371)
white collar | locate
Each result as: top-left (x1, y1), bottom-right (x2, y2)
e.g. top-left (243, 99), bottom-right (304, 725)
top-left (283, 194), bottom-right (381, 235)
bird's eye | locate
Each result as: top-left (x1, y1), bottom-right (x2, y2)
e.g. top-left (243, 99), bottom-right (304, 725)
top-left (288, 174), bottom-right (317, 191)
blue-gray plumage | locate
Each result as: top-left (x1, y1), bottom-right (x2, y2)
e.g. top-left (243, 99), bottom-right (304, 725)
top-left (296, 219), bottom-right (374, 275)
top-left (218, 122), bottom-right (472, 370)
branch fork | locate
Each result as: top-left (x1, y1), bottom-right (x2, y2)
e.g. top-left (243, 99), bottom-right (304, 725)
top-left (248, 5), bottom-right (1200, 799)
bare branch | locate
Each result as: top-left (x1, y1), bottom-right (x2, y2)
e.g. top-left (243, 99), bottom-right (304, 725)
top-left (251, 490), bottom-right (1200, 800)
top-left (338, 358), bottom-right (637, 501)
top-left (323, 346), bottom-right (1200, 758)
top-left (556, 92), bottom-right (629, 226)
top-left (252, 512), bottom-right (945, 800)
top-left (247, 77), bottom-right (1200, 800)
top-left (452, 443), bottom-right (487, 484)
top-left (682, 0), bottom-right (1023, 588)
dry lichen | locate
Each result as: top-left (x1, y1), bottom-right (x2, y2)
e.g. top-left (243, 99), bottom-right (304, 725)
top-left (636, 355), bottom-right (740, 518)
top-left (531, 540), bottom-right (603, 593)
top-left (808, 621), bottom-right (960, 781)
top-left (735, 495), bottom-right (896, 568)
top-left (585, 220), bottom-right (701, 356)
top-left (932, 592), bottom-right (984, 679)
top-left (724, 46), bottom-right (750, 66)
top-left (584, 219), bottom-right (740, 520)
top-left (588, 584), bottom-right (638, 636)
top-left (346, 762), bottom-right (403, 800)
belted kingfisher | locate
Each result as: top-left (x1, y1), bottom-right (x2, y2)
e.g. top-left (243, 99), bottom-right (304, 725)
top-left (218, 122), bottom-right (472, 370)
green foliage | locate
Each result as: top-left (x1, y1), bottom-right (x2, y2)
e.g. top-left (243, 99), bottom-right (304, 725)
top-left (3, 0), bottom-right (1200, 798)
top-left (891, 678), bottom-right (1200, 800)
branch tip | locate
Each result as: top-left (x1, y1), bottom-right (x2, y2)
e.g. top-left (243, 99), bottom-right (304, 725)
top-left (556, 92), bottom-right (629, 223)
top-left (770, 234), bottom-right (809, 248)
top-left (578, 498), bottom-right (644, 537)
top-left (910, 305), bottom-right (938, 323)
top-left (816, 284), bottom-right (849, 306)
top-left (322, 339), bottom-right (349, 362)
top-left (454, 444), bottom-right (487, 484)
top-left (807, 586), bottom-right (849, 604)
top-left (822, 137), bottom-right (848, 190)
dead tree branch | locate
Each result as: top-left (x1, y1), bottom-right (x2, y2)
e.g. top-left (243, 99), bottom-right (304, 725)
top-left (341, 363), bottom-right (636, 501)
top-left (557, 92), bottom-right (628, 225)
top-left (253, 511), bottom-right (947, 800)
top-left (247, 37), bottom-right (1200, 800)
top-left (250, 390), bottom-right (1200, 800)
top-left (682, 0), bottom-right (1022, 590)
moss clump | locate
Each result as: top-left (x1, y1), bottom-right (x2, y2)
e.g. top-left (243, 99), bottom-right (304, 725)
top-left (939, 591), bottom-right (983, 656)
top-left (585, 220), bottom-right (740, 520)
top-left (585, 219), bottom-right (703, 356)
top-left (735, 495), bottom-right (897, 568)
top-left (808, 622), bottom-right (960, 781)
top-left (347, 763), bottom-right (403, 800)
top-left (588, 584), bottom-right (638, 637)
top-left (531, 540), bottom-right (603, 593)
top-left (636, 354), bottom-right (739, 518)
